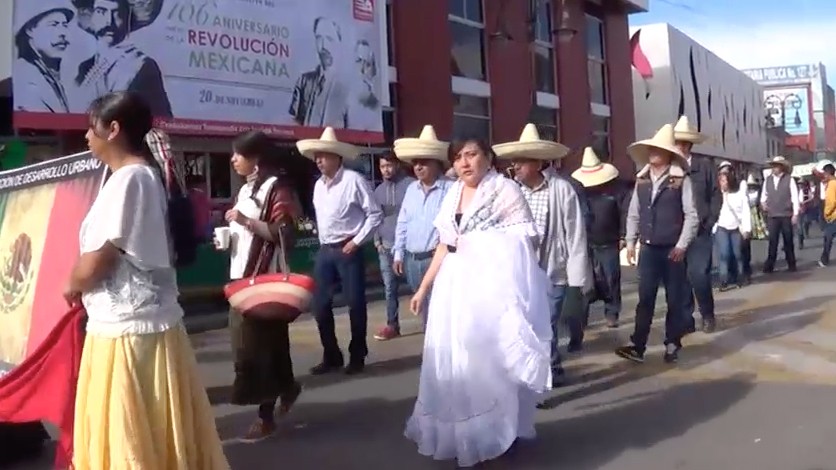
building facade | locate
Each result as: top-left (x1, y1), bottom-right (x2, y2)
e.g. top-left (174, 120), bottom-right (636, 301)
top-left (630, 23), bottom-right (768, 165)
top-left (742, 63), bottom-right (836, 161)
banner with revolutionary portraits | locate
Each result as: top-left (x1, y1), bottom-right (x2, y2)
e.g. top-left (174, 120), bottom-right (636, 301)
top-left (12, 0), bottom-right (386, 141)
top-left (0, 152), bottom-right (105, 374)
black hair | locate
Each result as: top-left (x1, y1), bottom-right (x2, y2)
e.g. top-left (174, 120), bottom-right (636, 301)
top-left (448, 138), bottom-right (496, 167)
top-left (313, 17), bottom-right (342, 40)
top-left (232, 130), bottom-right (286, 206)
top-left (87, 91), bottom-right (157, 167)
top-left (355, 39), bottom-right (377, 76)
top-left (824, 164), bottom-right (836, 176)
top-left (379, 151), bottom-right (400, 163)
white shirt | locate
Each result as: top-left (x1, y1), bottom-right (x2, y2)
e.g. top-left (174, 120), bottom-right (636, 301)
top-left (80, 164), bottom-right (183, 337)
top-left (760, 173), bottom-right (800, 216)
top-left (313, 167), bottom-right (383, 245)
top-left (228, 176), bottom-right (277, 279)
top-left (715, 190), bottom-right (752, 233)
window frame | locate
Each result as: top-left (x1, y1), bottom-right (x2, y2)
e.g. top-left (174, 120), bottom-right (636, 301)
top-left (590, 115), bottom-right (611, 162)
top-left (529, 105), bottom-right (559, 142)
top-left (449, 0), bottom-right (487, 81)
top-left (585, 13), bottom-right (608, 105)
top-left (385, 0), bottom-right (395, 67)
top-left (531, 0), bottom-right (556, 94)
top-left (452, 93), bottom-right (491, 141)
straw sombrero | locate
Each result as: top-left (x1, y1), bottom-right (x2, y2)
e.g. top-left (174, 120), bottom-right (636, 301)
top-left (571, 147), bottom-right (619, 187)
top-left (718, 160), bottom-right (732, 172)
top-left (746, 174), bottom-right (758, 185)
top-left (493, 123), bottom-right (570, 161)
top-left (673, 115), bottom-right (708, 144)
top-left (814, 159), bottom-right (834, 174)
top-left (767, 155), bottom-right (792, 171)
top-left (296, 127), bottom-right (360, 160)
top-left (627, 124), bottom-right (688, 168)
top-left (393, 125), bottom-right (449, 163)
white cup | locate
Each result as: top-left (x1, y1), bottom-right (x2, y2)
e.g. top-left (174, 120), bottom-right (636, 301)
top-left (214, 227), bottom-right (231, 250)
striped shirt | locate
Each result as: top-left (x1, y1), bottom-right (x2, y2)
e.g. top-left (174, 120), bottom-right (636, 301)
top-left (392, 177), bottom-right (454, 262)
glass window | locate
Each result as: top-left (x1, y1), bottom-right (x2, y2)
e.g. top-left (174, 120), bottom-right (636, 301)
top-left (529, 106), bottom-right (558, 142)
top-left (534, 0), bottom-right (552, 43)
top-left (533, 44), bottom-right (555, 94)
top-left (585, 15), bottom-right (605, 60)
top-left (208, 153), bottom-right (232, 199)
top-left (449, 0), bottom-right (483, 22)
top-left (588, 61), bottom-right (607, 104)
top-left (453, 94), bottom-right (490, 140)
top-left (450, 21), bottom-right (486, 80)
top-left (386, 0), bottom-right (394, 66)
top-left (454, 94), bottom-right (489, 116)
top-left (591, 116), bottom-right (610, 161)
top-left (453, 115), bottom-right (490, 141)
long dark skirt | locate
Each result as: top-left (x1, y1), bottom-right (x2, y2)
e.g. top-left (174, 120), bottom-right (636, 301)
top-left (229, 310), bottom-right (296, 405)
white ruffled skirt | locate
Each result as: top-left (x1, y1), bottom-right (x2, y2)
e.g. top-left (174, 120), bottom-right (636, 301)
top-left (404, 230), bottom-right (553, 467)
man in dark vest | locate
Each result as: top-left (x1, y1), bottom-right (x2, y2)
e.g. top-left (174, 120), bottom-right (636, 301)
top-left (761, 156), bottom-right (800, 272)
top-left (673, 116), bottom-right (721, 334)
top-left (616, 124), bottom-right (698, 364)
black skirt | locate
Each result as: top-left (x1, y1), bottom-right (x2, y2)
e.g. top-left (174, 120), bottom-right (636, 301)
top-left (228, 309), bottom-right (296, 405)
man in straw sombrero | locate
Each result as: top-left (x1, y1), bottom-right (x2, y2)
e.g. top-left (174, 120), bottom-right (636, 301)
top-left (617, 124), bottom-right (698, 364)
top-left (566, 147), bottom-right (630, 349)
top-left (376, 125), bottom-right (455, 334)
top-left (494, 123), bottom-right (588, 388)
top-left (71, 0), bottom-right (172, 116)
top-left (297, 127), bottom-right (383, 375)
top-left (760, 155), bottom-right (800, 273)
top-left (673, 115), bottom-right (721, 334)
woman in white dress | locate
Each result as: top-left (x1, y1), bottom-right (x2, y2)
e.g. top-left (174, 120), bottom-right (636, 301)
top-left (405, 139), bottom-right (553, 467)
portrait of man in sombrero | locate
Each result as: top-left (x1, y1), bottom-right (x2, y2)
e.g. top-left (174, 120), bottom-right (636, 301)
top-left (71, 0), bottom-right (172, 117)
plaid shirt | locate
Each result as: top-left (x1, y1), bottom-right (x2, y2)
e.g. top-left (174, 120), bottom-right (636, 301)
top-left (520, 179), bottom-right (550, 244)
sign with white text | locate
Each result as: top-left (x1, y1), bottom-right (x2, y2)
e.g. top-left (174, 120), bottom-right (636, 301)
top-left (743, 64), bottom-right (820, 85)
top-left (12, 0), bottom-right (384, 141)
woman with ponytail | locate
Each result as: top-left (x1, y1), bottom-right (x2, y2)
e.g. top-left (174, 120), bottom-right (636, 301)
top-left (217, 130), bottom-right (305, 442)
top-left (66, 91), bottom-right (229, 468)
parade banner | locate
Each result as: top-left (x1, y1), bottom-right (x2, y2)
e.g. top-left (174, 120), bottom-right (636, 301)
top-left (12, 0), bottom-right (386, 142)
top-left (0, 152), bottom-right (105, 373)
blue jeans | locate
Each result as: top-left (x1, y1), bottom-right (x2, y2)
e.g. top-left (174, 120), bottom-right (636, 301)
top-left (632, 245), bottom-right (687, 353)
top-left (377, 248), bottom-right (400, 331)
top-left (684, 232), bottom-right (715, 325)
top-left (714, 227), bottom-right (743, 285)
top-left (404, 252), bottom-right (433, 327)
top-left (311, 244), bottom-right (368, 364)
top-left (821, 221), bottom-right (836, 265)
top-left (547, 284), bottom-right (567, 373)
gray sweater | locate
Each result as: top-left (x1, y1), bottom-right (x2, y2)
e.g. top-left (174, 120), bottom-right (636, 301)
top-left (537, 175), bottom-right (588, 288)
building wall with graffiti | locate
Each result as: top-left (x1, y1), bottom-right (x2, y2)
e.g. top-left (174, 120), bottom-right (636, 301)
top-left (629, 23), bottom-right (768, 164)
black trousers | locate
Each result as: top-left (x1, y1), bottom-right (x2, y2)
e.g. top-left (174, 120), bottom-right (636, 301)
top-left (764, 216), bottom-right (796, 271)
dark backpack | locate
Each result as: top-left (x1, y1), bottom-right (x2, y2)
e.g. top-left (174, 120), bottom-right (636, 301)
top-left (146, 130), bottom-right (198, 268)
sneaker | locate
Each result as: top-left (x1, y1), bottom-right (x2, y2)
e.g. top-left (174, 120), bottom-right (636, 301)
top-left (819, 261), bottom-right (827, 268)
top-left (239, 419), bottom-right (277, 443)
top-left (615, 346), bottom-right (645, 363)
top-left (309, 361), bottom-right (343, 375)
top-left (373, 326), bottom-right (400, 341)
top-left (663, 344), bottom-right (680, 363)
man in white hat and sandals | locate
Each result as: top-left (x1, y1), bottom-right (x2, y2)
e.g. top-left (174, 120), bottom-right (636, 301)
top-left (673, 116), bottom-right (721, 334)
top-left (617, 124), bottom-right (698, 364)
top-left (371, 152), bottom-right (415, 341)
top-left (297, 127), bottom-right (383, 375)
top-left (761, 156), bottom-right (800, 273)
top-left (494, 123), bottom-right (588, 388)
top-left (567, 147), bottom-right (631, 350)
top-left (381, 125), bottom-right (455, 333)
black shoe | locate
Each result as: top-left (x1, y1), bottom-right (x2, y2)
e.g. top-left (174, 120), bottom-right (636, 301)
top-left (310, 361), bottom-right (343, 375)
top-left (762, 267), bottom-right (774, 274)
top-left (344, 361), bottom-right (365, 375)
top-left (567, 340), bottom-right (583, 353)
top-left (663, 344), bottom-right (680, 363)
top-left (702, 317), bottom-right (717, 334)
top-left (787, 266), bottom-right (798, 273)
top-left (615, 346), bottom-right (645, 363)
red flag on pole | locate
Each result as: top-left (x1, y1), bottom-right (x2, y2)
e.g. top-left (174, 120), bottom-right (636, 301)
top-left (0, 307), bottom-right (85, 469)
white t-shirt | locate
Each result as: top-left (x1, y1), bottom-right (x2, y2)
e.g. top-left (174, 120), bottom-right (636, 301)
top-left (79, 164), bottom-right (183, 337)
top-left (228, 176), bottom-right (277, 279)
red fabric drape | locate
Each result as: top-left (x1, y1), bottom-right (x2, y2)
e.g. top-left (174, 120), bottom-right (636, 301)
top-left (0, 307), bottom-right (85, 469)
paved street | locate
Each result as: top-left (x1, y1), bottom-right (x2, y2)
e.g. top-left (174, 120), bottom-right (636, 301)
top-left (17, 236), bottom-right (836, 469)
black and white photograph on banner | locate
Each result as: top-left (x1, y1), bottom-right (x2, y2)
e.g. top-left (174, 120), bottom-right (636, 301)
top-left (11, 0), bottom-right (385, 136)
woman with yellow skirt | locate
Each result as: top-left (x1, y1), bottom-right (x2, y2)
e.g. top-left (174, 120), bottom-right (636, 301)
top-left (64, 91), bottom-right (229, 469)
